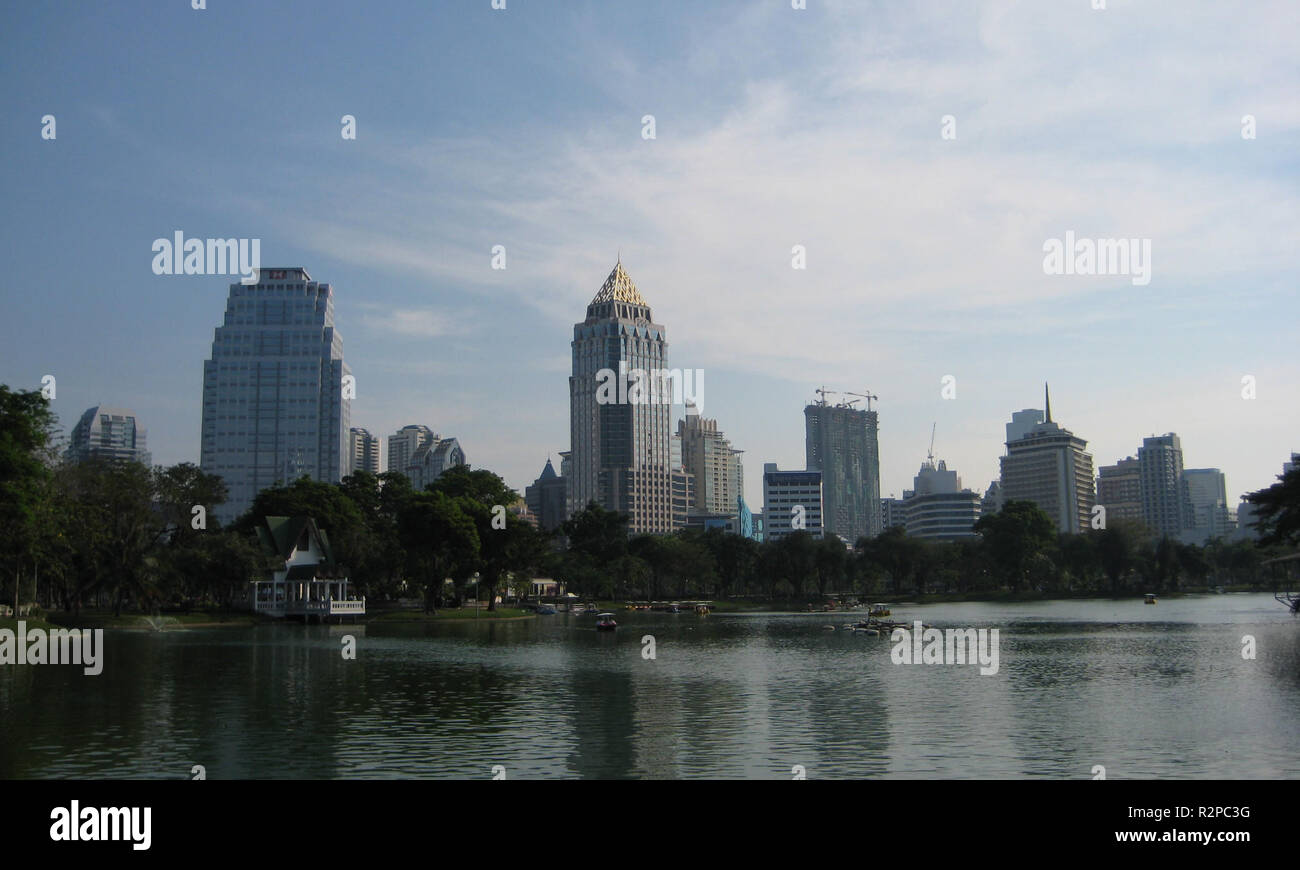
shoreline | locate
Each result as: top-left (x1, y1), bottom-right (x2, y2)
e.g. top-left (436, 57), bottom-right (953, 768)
top-left (25, 589), bottom-right (1277, 630)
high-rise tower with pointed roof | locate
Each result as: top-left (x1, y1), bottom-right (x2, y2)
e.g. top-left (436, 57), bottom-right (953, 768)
top-left (568, 260), bottom-right (674, 534)
top-left (999, 388), bottom-right (1096, 534)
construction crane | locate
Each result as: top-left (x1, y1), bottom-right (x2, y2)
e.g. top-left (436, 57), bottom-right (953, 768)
top-left (842, 390), bottom-right (879, 412)
top-left (927, 422), bottom-right (937, 464)
top-left (814, 386), bottom-right (839, 406)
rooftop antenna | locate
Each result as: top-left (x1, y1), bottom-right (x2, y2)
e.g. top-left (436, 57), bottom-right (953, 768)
top-left (1044, 382), bottom-right (1052, 423)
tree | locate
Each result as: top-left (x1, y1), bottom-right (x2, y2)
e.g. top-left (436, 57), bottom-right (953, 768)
top-left (341, 471), bottom-right (414, 598)
top-left (1246, 468), bottom-right (1300, 547)
top-left (397, 491), bottom-right (479, 611)
top-left (58, 457), bottom-right (166, 615)
top-left (0, 386), bottom-right (59, 611)
top-left (1096, 519), bottom-right (1147, 595)
top-left (814, 535), bottom-right (848, 597)
top-left (428, 467), bottom-right (527, 610)
top-left (974, 500), bottom-right (1057, 591)
top-left (702, 529), bottom-right (758, 598)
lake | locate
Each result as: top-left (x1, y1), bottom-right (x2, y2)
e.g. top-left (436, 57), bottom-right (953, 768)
top-left (2, 593), bottom-right (1297, 779)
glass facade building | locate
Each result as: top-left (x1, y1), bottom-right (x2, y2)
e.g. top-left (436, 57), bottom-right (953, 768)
top-left (200, 268), bottom-right (351, 525)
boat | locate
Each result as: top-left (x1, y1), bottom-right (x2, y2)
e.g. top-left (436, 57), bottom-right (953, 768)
top-left (868, 603), bottom-right (891, 617)
top-left (1143, 593), bottom-right (1157, 605)
top-left (595, 612), bottom-right (618, 631)
top-left (535, 604), bottom-right (557, 615)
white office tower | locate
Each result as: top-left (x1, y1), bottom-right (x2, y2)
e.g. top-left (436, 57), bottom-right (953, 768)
top-left (905, 458), bottom-right (981, 540)
top-left (200, 268), bottom-right (351, 525)
top-left (762, 462), bottom-right (824, 542)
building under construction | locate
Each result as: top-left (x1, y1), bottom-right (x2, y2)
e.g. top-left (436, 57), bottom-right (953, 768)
top-left (804, 388), bottom-right (882, 544)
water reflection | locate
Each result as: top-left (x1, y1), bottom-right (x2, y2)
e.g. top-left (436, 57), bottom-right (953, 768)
top-left (1, 595), bottom-right (1297, 779)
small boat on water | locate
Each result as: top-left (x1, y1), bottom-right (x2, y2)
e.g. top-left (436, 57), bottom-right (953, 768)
top-left (868, 603), bottom-right (891, 617)
top-left (596, 612), bottom-right (618, 631)
top-left (1144, 593), bottom-right (1157, 605)
top-left (535, 604), bottom-right (557, 615)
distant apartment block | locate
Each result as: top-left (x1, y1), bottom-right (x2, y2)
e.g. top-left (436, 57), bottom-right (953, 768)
top-left (1138, 434), bottom-right (1189, 539)
top-left (387, 424), bottom-right (435, 475)
top-left (678, 412), bottom-right (744, 516)
top-left (881, 496), bottom-right (909, 530)
top-left (66, 405), bottom-right (151, 466)
top-left (348, 427), bottom-right (381, 475)
top-left (763, 463), bottom-right (824, 542)
top-left (1006, 409), bottom-right (1045, 445)
top-left (200, 268), bottom-right (350, 525)
top-left (1096, 456), bottom-right (1143, 524)
top-left (1181, 468), bottom-right (1234, 544)
top-left (408, 437), bottom-right (466, 491)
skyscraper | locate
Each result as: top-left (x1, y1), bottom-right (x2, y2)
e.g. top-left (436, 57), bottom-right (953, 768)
top-left (66, 405), bottom-right (151, 466)
top-left (568, 260), bottom-right (674, 534)
top-left (200, 268), bottom-right (350, 525)
top-left (999, 385), bottom-right (1095, 534)
top-left (1138, 434), bottom-right (1188, 539)
top-left (349, 427), bottom-right (381, 475)
top-left (804, 397), bottom-right (880, 543)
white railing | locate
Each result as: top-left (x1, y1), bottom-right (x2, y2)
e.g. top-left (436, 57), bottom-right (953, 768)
top-left (251, 597), bottom-right (365, 616)
top-left (330, 599), bottom-right (366, 615)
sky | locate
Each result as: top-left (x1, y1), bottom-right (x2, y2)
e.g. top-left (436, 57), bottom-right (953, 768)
top-left (2, 0), bottom-right (1297, 511)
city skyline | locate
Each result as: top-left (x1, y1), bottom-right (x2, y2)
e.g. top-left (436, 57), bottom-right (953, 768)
top-left (2, 1), bottom-right (1297, 513)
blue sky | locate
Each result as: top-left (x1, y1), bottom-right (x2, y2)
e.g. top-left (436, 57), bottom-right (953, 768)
top-left (2, 0), bottom-right (1297, 509)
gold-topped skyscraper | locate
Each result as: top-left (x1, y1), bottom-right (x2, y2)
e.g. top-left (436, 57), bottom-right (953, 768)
top-left (568, 260), bottom-right (674, 534)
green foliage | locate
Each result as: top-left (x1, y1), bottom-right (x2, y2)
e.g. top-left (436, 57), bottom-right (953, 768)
top-left (1246, 468), bottom-right (1300, 547)
top-left (973, 500), bottom-right (1057, 590)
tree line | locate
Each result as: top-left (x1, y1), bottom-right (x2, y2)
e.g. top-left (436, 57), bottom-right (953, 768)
top-left (3, 384), bottom-right (1298, 616)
